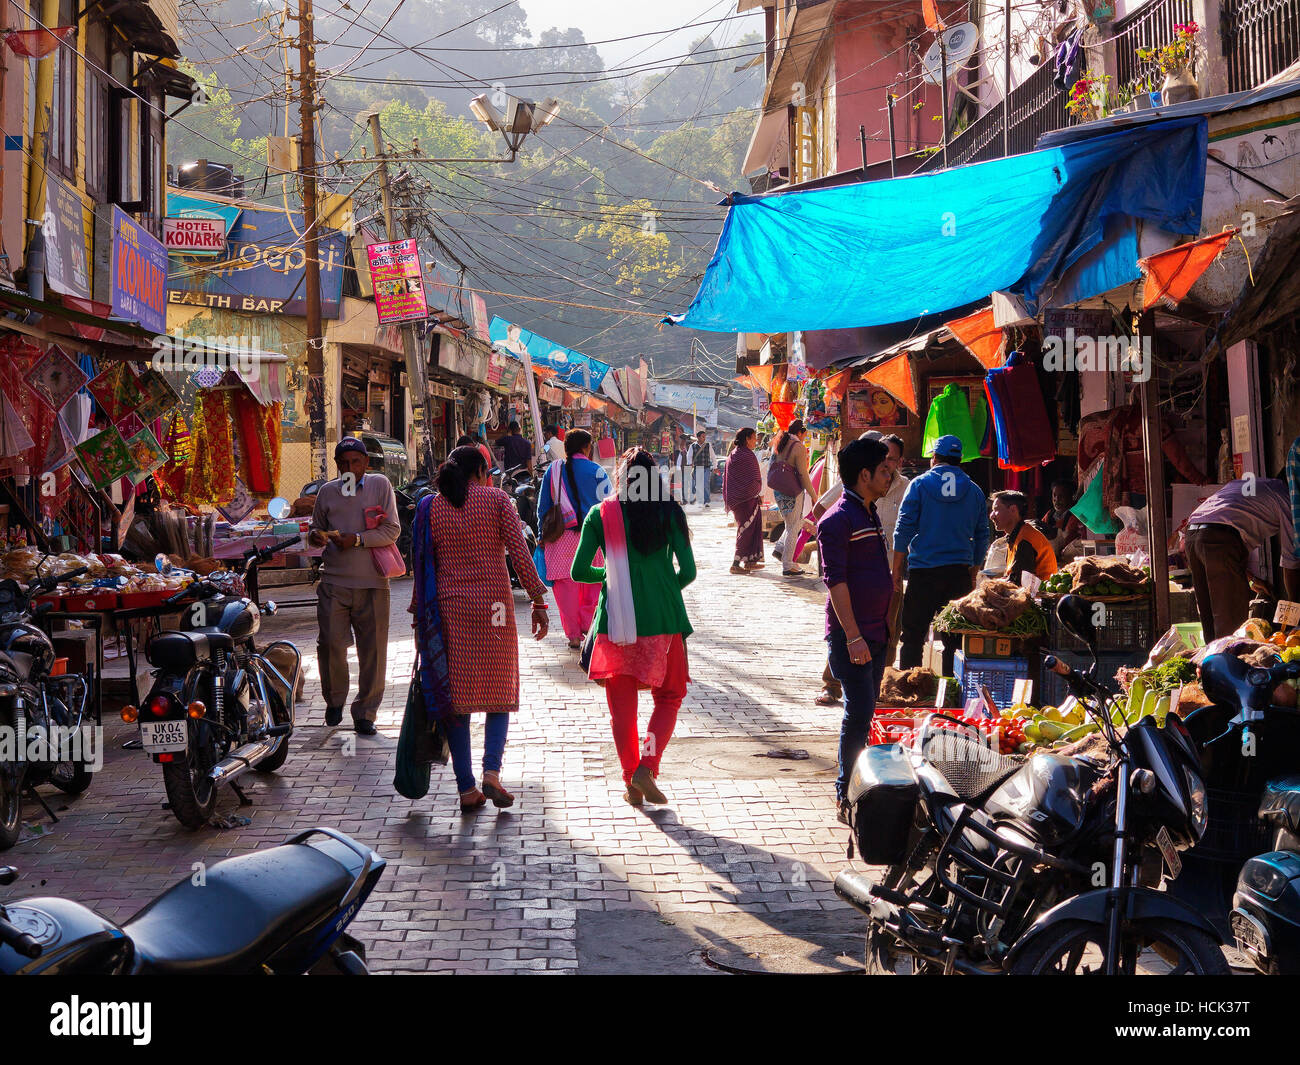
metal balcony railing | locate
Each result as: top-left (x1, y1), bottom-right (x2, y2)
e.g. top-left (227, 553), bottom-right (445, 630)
top-left (1223, 0), bottom-right (1300, 93)
top-left (1113, 0), bottom-right (1197, 99)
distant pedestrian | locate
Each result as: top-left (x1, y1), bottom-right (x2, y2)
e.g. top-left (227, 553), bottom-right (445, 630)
top-left (572, 449), bottom-right (696, 807)
top-left (723, 427), bottom-right (764, 574)
top-left (770, 419), bottom-right (816, 577)
top-left (308, 437), bottom-right (401, 735)
top-left (892, 434), bottom-right (989, 675)
top-left (415, 446), bottom-right (550, 812)
top-left (542, 423), bottom-right (566, 465)
top-left (501, 420), bottom-right (533, 477)
top-left (456, 433), bottom-right (494, 473)
top-left (689, 430), bottom-right (714, 508)
top-left (817, 437), bottom-right (895, 824)
top-left (537, 428), bottom-right (612, 648)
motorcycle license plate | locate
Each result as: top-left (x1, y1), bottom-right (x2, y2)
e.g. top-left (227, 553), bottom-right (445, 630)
top-left (140, 719), bottom-right (188, 752)
top-left (1155, 825), bottom-right (1182, 879)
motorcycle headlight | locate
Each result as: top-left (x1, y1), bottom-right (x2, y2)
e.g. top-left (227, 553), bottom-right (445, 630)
top-left (1242, 859), bottom-right (1292, 901)
top-left (1184, 766), bottom-right (1208, 837)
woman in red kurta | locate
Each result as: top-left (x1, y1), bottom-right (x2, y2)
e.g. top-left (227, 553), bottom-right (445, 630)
top-left (420, 446), bottom-right (549, 811)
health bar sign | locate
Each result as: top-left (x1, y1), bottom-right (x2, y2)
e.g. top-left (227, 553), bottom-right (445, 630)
top-left (366, 238), bottom-right (428, 324)
top-left (111, 206), bottom-right (167, 335)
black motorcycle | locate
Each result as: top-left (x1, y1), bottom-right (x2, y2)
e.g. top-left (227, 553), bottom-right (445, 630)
top-left (128, 536), bottom-right (303, 829)
top-left (394, 474), bottom-right (434, 567)
top-left (1164, 648), bottom-right (1300, 972)
top-left (0, 827), bottom-right (385, 973)
top-left (835, 595), bottom-right (1223, 975)
top-left (0, 570), bottom-right (95, 850)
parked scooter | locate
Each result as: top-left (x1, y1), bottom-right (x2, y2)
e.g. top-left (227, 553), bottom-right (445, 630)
top-left (1166, 648), bottom-right (1300, 972)
top-left (0, 827), bottom-right (385, 973)
top-left (126, 536), bottom-right (303, 829)
top-left (834, 595), bottom-right (1223, 974)
top-left (0, 571), bottom-right (95, 850)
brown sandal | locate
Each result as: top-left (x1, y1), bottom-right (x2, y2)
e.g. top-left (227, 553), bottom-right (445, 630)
top-left (482, 779), bottom-right (515, 808)
top-left (459, 788), bottom-right (487, 813)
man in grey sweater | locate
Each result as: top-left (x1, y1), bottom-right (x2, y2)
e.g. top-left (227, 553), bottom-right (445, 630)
top-left (308, 438), bottom-right (402, 734)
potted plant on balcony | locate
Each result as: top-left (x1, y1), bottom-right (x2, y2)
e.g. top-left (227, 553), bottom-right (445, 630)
top-left (1137, 21), bottom-right (1202, 105)
top-left (1067, 72), bottom-right (1111, 123)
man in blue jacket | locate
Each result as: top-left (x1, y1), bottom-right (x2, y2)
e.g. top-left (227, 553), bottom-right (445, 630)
top-left (891, 435), bottom-right (989, 674)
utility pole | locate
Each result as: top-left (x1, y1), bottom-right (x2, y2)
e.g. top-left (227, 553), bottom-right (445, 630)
top-left (295, 0), bottom-right (327, 480)
top-left (369, 112), bottom-right (435, 475)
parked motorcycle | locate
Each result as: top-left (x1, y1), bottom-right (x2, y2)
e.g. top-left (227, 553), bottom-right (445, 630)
top-left (498, 464), bottom-right (541, 590)
top-left (0, 570), bottom-right (95, 850)
top-left (394, 474), bottom-right (435, 568)
top-left (0, 827), bottom-right (385, 973)
top-left (834, 594), bottom-right (1224, 975)
top-left (1164, 648), bottom-right (1300, 972)
top-left (126, 536), bottom-right (303, 830)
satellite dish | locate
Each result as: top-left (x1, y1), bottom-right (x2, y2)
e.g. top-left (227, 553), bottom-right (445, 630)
top-left (922, 22), bottom-right (980, 86)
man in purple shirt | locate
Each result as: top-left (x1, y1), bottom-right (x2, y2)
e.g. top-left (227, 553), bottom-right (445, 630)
top-left (817, 437), bottom-right (897, 824)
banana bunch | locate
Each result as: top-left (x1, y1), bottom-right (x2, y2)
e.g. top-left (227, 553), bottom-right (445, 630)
top-left (1020, 701), bottom-right (1099, 746)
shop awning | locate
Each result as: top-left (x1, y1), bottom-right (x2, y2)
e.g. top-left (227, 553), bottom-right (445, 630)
top-left (666, 118), bottom-right (1208, 334)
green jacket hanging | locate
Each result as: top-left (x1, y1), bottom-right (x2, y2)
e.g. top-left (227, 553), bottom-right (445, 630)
top-left (923, 383), bottom-right (986, 463)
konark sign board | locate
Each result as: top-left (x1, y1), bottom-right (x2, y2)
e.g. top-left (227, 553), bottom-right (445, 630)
top-left (163, 216), bottom-right (228, 254)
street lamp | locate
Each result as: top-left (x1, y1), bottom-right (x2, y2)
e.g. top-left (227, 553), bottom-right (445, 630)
top-left (469, 93), bottom-right (561, 157)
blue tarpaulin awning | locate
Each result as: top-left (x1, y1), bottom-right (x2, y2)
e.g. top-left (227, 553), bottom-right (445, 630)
top-left (665, 118), bottom-right (1208, 333)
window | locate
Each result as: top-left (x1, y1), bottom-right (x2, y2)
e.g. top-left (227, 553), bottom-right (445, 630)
top-left (49, 0), bottom-right (77, 176)
top-left (110, 50), bottom-right (137, 206)
top-left (85, 27), bottom-right (110, 198)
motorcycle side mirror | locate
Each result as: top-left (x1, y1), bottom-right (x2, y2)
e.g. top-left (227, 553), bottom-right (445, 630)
top-left (262, 601), bottom-right (278, 616)
top-left (0, 866), bottom-right (17, 886)
top-left (1056, 594), bottom-right (1098, 654)
top-left (267, 497), bottom-right (292, 520)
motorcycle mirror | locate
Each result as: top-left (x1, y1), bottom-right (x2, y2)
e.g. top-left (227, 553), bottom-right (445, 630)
top-left (262, 600), bottom-right (278, 616)
top-left (0, 866), bottom-right (17, 886)
top-left (1056, 594), bottom-right (1098, 653)
top-left (267, 497), bottom-right (292, 520)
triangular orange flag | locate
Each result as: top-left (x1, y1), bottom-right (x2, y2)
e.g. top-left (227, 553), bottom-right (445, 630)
top-left (1139, 231), bottom-right (1235, 309)
top-left (747, 364), bottom-right (776, 392)
top-left (945, 307), bottom-right (1005, 371)
top-left (821, 367), bottom-right (855, 402)
top-left (922, 0), bottom-right (946, 32)
top-left (863, 352), bottom-right (919, 414)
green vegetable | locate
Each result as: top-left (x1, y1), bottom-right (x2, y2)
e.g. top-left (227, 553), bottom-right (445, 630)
top-left (1133, 656), bottom-right (1195, 697)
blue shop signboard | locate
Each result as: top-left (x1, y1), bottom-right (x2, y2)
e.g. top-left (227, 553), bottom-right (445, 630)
top-left (111, 206), bottom-right (167, 334)
top-left (165, 199), bottom-right (346, 318)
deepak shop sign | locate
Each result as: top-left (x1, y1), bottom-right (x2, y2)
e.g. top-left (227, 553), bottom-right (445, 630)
top-left (164, 216), bottom-right (227, 254)
top-left (111, 207), bottom-right (167, 334)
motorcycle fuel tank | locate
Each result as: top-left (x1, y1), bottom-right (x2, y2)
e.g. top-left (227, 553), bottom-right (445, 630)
top-left (180, 596), bottom-right (259, 640)
top-left (984, 753), bottom-right (1097, 847)
top-left (0, 897), bottom-right (133, 974)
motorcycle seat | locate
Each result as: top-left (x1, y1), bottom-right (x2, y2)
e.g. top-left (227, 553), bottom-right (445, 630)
top-left (1258, 776), bottom-right (1300, 835)
top-left (145, 630), bottom-right (235, 670)
top-left (123, 843), bottom-right (353, 974)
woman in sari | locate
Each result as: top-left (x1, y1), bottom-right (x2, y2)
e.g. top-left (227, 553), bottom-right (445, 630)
top-left (536, 428), bottom-right (611, 648)
top-left (723, 427), bottom-right (764, 574)
top-left (572, 449), bottom-right (696, 806)
top-left (412, 446), bottom-right (549, 813)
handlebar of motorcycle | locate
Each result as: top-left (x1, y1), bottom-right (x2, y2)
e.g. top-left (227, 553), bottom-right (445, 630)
top-left (1042, 654), bottom-right (1070, 677)
top-left (162, 581), bottom-right (211, 607)
top-left (0, 914), bottom-right (43, 959)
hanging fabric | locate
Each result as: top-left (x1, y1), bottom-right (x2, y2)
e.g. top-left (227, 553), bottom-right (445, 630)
top-left (922, 382), bottom-right (982, 461)
top-left (984, 351), bottom-right (1057, 470)
top-left (186, 391), bottom-right (237, 505)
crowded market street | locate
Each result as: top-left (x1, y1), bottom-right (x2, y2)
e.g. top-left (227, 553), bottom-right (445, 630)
top-left (10, 507), bottom-right (865, 974)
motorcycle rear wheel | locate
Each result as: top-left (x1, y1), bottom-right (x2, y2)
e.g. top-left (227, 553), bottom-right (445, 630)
top-left (1010, 918), bottom-right (1229, 975)
top-left (48, 758), bottom-right (92, 796)
top-left (162, 724), bottom-right (220, 830)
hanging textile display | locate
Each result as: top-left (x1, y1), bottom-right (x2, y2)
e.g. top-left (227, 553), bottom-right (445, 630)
top-left (74, 425), bottom-right (134, 491)
top-left (231, 387), bottom-right (278, 495)
top-left (27, 346), bottom-right (88, 412)
top-left (984, 351), bottom-right (1056, 469)
top-left (125, 427), bottom-right (169, 487)
top-left (156, 411), bottom-right (193, 503)
top-left (87, 363), bottom-right (146, 424)
top-left (134, 368), bottom-right (181, 423)
top-left (922, 382), bottom-right (983, 461)
top-left (186, 391), bottom-right (237, 506)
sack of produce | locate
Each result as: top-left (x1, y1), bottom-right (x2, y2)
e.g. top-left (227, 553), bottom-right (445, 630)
top-left (939, 578), bottom-right (1044, 633)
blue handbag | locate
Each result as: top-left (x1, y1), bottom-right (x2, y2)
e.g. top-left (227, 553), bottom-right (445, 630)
top-left (533, 543), bottom-right (552, 586)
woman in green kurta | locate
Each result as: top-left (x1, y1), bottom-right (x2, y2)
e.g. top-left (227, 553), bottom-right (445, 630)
top-left (572, 449), bottom-right (696, 806)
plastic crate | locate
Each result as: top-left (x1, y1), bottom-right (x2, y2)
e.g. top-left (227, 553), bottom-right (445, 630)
top-left (1045, 599), bottom-right (1152, 654)
top-left (869, 712), bottom-right (922, 746)
top-left (954, 652), bottom-right (1031, 710)
top-left (1193, 788), bottom-right (1274, 864)
top-left (960, 632), bottom-right (1039, 659)
top-left (1037, 649), bottom-right (1145, 708)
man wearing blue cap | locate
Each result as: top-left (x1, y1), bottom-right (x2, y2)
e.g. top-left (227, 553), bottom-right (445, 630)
top-left (308, 437), bottom-right (402, 734)
top-left (892, 434), bottom-right (989, 675)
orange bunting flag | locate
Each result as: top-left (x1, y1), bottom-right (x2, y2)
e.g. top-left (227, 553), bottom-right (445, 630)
top-left (1139, 231), bottom-right (1235, 310)
top-left (821, 368), bottom-right (855, 402)
top-left (922, 0), bottom-right (946, 32)
top-left (747, 364), bottom-right (776, 392)
top-left (945, 307), bottom-right (1005, 371)
top-left (863, 352), bottom-right (919, 414)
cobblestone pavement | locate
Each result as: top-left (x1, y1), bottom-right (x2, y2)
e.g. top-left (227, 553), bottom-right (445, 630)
top-left (11, 507), bottom-right (867, 973)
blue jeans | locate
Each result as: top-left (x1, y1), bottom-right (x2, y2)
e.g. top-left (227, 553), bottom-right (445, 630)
top-left (827, 629), bottom-right (887, 802)
top-left (446, 713), bottom-right (509, 793)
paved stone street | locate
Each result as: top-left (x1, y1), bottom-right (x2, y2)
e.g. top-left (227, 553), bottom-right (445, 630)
top-left (10, 507), bottom-right (868, 973)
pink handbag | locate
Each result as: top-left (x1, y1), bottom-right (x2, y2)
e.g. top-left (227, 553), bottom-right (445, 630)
top-left (364, 505), bottom-right (406, 578)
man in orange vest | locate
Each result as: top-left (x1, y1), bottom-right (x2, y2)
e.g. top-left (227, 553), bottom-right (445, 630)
top-left (990, 490), bottom-right (1057, 584)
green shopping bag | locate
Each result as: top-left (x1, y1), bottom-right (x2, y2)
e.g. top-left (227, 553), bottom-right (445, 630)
top-left (394, 676), bottom-right (432, 800)
top-left (1071, 459), bottom-right (1122, 535)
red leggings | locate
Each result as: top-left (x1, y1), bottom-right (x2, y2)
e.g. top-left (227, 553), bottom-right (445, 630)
top-left (604, 637), bottom-right (689, 783)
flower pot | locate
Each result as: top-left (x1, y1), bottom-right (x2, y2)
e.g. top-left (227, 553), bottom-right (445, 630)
top-left (1132, 92), bottom-right (1153, 110)
top-left (1161, 69), bottom-right (1199, 105)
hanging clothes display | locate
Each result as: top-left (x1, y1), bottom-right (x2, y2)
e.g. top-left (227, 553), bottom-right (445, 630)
top-left (185, 390), bottom-right (237, 506)
top-left (984, 351), bottom-right (1056, 470)
top-left (231, 387), bottom-right (279, 495)
top-left (922, 382), bottom-right (984, 462)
